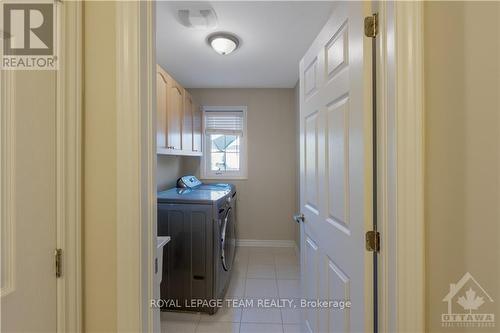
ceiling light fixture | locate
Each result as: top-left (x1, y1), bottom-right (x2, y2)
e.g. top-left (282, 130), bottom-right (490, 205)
top-left (207, 33), bottom-right (240, 55)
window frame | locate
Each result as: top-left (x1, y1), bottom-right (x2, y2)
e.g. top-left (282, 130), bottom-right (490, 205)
top-left (201, 106), bottom-right (248, 180)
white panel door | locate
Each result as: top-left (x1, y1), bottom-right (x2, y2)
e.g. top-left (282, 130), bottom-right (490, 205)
top-left (1, 71), bottom-right (58, 331)
top-left (299, 2), bottom-right (371, 332)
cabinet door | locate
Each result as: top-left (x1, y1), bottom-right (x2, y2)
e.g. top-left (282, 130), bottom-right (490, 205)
top-left (192, 102), bottom-right (202, 153)
top-left (167, 81), bottom-right (183, 150)
top-left (156, 67), bottom-right (168, 149)
top-left (182, 91), bottom-right (193, 151)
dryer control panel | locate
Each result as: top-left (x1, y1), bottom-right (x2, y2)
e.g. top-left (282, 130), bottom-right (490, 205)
top-left (176, 175), bottom-right (202, 188)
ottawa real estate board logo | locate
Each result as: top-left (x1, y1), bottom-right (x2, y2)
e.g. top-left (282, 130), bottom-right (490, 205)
top-left (442, 272), bottom-right (495, 328)
top-left (1, 1), bottom-right (58, 70)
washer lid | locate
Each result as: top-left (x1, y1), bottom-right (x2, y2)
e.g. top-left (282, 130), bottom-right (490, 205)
top-left (198, 183), bottom-right (234, 191)
top-left (157, 187), bottom-right (230, 205)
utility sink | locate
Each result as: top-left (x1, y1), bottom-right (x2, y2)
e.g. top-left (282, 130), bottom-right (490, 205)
top-left (156, 236), bottom-right (170, 283)
top-left (157, 236), bottom-right (170, 249)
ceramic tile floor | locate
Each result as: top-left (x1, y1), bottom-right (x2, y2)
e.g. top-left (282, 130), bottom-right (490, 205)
top-left (161, 246), bottom-right (302, 333)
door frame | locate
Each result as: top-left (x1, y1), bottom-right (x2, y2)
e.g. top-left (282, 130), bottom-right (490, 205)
top-left (56, 1), bottom-right (83, 332)
top-left (115, 1), bottom-right (157, 332)
top-left (115, 1), bottom-right (426, 332)
top-left (376, 1), bottom-right (425, 332)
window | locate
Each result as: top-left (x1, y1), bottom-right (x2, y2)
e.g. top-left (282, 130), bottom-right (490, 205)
top-left (201, 106), bottom-right (247, 179)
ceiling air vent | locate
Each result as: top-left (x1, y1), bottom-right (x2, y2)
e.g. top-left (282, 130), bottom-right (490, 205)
top-left (177, 6), bottom-right (218, 30)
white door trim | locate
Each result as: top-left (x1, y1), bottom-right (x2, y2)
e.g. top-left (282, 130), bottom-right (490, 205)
top-left (56, 1), bottom-right (83, 332)
top-left (110, 1), bottom-right (425, 332)
top-left (377, 2), bottom-right (425, 332)
top-left (116, 1), bottom-right (157, 332)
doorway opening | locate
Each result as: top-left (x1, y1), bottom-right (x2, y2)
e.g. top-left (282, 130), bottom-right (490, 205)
top-left (152, 2), bottom-right (378, 333)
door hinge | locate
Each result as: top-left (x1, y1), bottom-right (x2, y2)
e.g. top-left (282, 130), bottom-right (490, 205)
top-left (364, 13), bottom-right (379, 38)
top-left (54, 248), bottom-right (62, 278)
top-left (365, 231), bottom-right (380, 252)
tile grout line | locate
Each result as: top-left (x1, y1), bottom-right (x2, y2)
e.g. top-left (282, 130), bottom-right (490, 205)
top-left (240, 253), bottom-right (247, 331)
top-left (274, 252), bottom-right (284, 326)
top-left (240, 250), bottom-right (250, 331)
top-left (275, 251), bottom-right (286, 332)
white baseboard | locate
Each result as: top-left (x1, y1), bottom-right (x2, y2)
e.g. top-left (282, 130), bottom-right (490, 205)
top-left (236, 239), bottom-right (296, 248)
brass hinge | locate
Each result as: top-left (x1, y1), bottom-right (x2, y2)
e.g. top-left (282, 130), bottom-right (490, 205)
top-left (365, 231), bottom-right (380, 252)
top-left (364, 13), bottom-right (379, 38)
top-left (54, 248), bottom-right (62, 278)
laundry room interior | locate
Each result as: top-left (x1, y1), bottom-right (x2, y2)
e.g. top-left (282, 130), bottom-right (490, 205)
top-left (154, 1), bottom-right (333, 332)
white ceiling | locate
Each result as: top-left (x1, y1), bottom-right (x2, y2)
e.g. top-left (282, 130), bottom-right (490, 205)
top-left (156, 1), bottom-right (334, 88)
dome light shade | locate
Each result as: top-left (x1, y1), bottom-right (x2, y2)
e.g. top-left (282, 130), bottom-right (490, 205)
top-left (207, 33), bottom-right (240, 55)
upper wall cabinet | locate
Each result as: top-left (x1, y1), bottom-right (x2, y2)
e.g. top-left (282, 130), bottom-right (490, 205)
top-left (156, 64), bottom-right (202, 156)
top-left (167, 77), bottom-right (183, 151)
top-left (193, 101), bottom-right (202, 153)
top-left (182, 91), bottom-right (194, 151)
top-left (156, 68), bottom-right (168, 149)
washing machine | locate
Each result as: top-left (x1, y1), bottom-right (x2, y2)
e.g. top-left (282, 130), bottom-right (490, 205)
top-left (157, 175), bottom-right (236, 314)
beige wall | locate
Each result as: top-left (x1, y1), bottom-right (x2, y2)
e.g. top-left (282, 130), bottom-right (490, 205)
top-left (185, 89), bottom-right (298, 241)
top-left (424, 2), bottom-right (500, 332)
top-left (83, 2), bottom-right (118, 331)
top-left (157, 155), bottom-right (184, 191)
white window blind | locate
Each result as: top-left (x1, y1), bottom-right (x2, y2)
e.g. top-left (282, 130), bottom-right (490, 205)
top-left (204, 111), bottom-right (244, 136)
